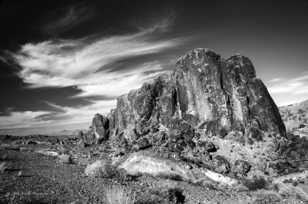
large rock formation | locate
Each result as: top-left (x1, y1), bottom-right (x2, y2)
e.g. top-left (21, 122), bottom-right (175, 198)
top-left (110, 49), bottom-right (285, 138)
top-left (91, 48), bottom-right (287, 176)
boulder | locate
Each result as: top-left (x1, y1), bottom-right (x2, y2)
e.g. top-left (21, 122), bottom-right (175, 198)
top-left (92, 113), bottom-right (110, 144)
top-left (58, 154), bottom-right (72, 164)
top-left (117, 152), bottom-right (197, 181)
top-left (118, 152), bottom-right (240, 186)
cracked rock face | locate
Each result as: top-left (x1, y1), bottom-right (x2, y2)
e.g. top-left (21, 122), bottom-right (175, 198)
top-left (91, 48), bottom-right (287, 175)
top-left (173, 49), bottom-right (285, 138)
top-left (110, 48), bottom-right (285, 140)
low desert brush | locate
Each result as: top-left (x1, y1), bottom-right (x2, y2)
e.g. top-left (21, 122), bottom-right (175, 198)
top-left (105, 185), bottom-right (136, 204)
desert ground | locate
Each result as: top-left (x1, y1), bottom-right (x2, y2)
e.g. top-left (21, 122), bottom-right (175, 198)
top-left (0, 133), bottom-right (307, 204)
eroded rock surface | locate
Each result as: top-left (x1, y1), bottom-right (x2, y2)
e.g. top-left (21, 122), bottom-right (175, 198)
top-left (118, 152), bottom-right (240, 186)
top-left (111, 48), bottom-right (285, 139)
top-left (89, 48), bottom-right (288, 177)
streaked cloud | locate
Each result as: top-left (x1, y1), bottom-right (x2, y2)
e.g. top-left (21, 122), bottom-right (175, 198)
top-left (1, 17), bottom-right (182, 130)
top-left (135, 10), bottom-right (176, 33)
top-left (0, 110), bottom-right (50, 129)
top-left (268, 72), bottom-right (308, 106)
top-left (0, 99), bottom-right (115, 130)
top-left (12, 22), bottom-right (179, 90)
top-left (42, 4), bottom-right (95, 35)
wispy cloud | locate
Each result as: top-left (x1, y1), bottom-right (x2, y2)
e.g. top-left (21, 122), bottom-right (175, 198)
top-left (135, 10), bottom-right (176, 33)
top-left (0, 56), bottom-right (8, 64)
top-left (0, 99), bottom-right (117, 130)
top-left (42, 4), bottom-right (95, 35)
top-left (0, 110), bottom-right (50, 129)
top-left (11, 33), bottom-right (176, 93)
top-left (1, 17), bottom-right (182, 130)
top-left (267, 72), bottom-right (308, 106)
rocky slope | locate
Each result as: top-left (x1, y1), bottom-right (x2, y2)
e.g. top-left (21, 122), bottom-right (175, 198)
top-left (280, 99), bottom-right (308, 138)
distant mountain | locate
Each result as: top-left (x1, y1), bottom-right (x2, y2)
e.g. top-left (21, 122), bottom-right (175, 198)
top-left (279, 99), bottom-right (308, 137)
top-left (0, 122), bottom-right (89, 136)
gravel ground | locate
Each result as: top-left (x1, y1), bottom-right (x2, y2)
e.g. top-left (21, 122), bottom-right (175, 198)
top-left (0, 137), bottom-right (307, 204)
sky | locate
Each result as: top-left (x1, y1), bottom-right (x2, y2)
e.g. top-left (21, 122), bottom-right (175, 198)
top-left (0, 0), bottom-right (308, 135)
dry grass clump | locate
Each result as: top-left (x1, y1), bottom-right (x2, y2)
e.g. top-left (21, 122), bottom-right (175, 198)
top-left (105, 185), bottom-right (136, 204)
top-left (84, 159), bottom-right (115, 178)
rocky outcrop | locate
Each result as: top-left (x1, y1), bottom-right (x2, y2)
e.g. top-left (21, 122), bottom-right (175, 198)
top-left (80, 114), bottom-right (110, 145)
top-left (279, 99), bottom-right (308, 137)
top-left (91, 48), bottom-right (287, 176)
top-left (110, 48), bottom-right (285, 140)
top-left (92, 114), bottom-right (110, 143)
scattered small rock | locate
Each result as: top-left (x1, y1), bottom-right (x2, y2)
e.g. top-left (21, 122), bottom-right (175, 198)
top-left (17, 170), bottom-right (24, 177)
top-left (36, 149), bottom-right (59, 157)
top-left (77, 139), bottom-right (85, 148)
top-left (70, 200), bottom-right (83, 204)
top-left (58, 154), bottom-right (73, 164)
top-left (27, 140), bottom-right (38, 145)
top-left (199, 141), bottom-right (217, 152)
top-left (0, 153), bottom-right (8, 161)
top-left (0, 162), bottom-right (7, 173)
top-left (132, 137), bottom-right (152, 151)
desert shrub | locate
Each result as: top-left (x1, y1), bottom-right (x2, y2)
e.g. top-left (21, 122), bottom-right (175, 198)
top-left (298, 109), bottom-right (305, 115)
top-left (232, 160), bottom-right (251, 177)
top-left (135, 188), bottom-right (185, 204)
top-left (299, 124), bottom-right (306, 128)
top-left (218, 128), bottom-right (228, 138)
top-left (84, 159), bottom-right (116, 178)
top-left (212, 155), bottom-right (231, 174)
top-left (105, 185), bottom-right (135, 204)
top-left (242, 177), bottom-right (268, 191)
top-left (275, 135), bottom-right (308, 173)
top-left (252, 193), bottom-right (281, 204)
top-left (114, 168), bottom-right (139, 184)
top-left (167, 188), bottom-right (185, 204)
top-left (3, 192), bottom-right (58, 204)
